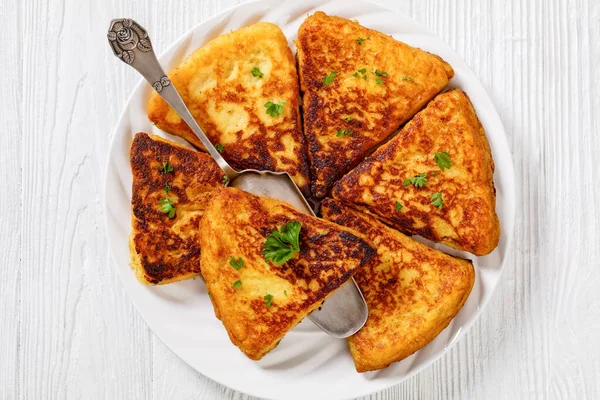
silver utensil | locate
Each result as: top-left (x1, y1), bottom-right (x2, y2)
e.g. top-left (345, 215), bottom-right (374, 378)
top-left (108, 18), bottom-right (368, 338)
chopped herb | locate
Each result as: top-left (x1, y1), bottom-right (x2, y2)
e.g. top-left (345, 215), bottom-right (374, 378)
top-left (395, 201), bottom-right (403, 211)
top-left (402, 77), bottom-right (415, 82)
top-left (264, 294), bottom-right (274, 308)
top-left (284, 290), bottom-right (287, 297)
top-left (158, 161), bottom-right (173, 174)
top-left (233, 280), bottom-right (242, 289)
top-left (251, 66), bottom-right (263, 78)
top-left (344, 116), bottom-right (353, 122)
top-left (354, 68), bottom-right (368, 80)
top-left (229, 256), bottom-right (244, 270)
top-left (358, 68), bottom-right (367, 74)
top-left (223, 175), bottom-right (229, 184)
top-left (262, 221), bottom-right (302, 265)
top-left (434, 151), bottom-right (452, 172)
top-left (431, 192), bottom-right (444, 209)
top-left (208, 291), bottom-right (212, 298)
top-left (373, 69), bottom-right (387, 77)
top-left (323, 71), bottom-right (338, 86)
top-left (336, 129), bottom-right (353, 137)
top-left (158, 197), bottom-right (176, 218)
top-left (215, 143), bottom-right (224, 153)
top-left (357, 37), bottom-right (370, 45)
top-left (352, 72), bottom-right (360, 78)
top-left (164, 183), bottom-right (171, 193)
top-left (264, 100), bottom-right (285, 117)
top-left (375, 78), bottom-right (384, 85)
top-left (403, 173), bottom-right (428, 188)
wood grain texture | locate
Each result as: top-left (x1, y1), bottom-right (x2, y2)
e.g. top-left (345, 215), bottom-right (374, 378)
top-left (2, 0), bottom-right (599, 399)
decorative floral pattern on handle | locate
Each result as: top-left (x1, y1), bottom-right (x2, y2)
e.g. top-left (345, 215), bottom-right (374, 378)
top-left (107, 18), bottom-right (152, 64)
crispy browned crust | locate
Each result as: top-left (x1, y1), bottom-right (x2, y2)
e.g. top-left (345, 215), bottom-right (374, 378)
top-left (320, 199), bottom-right (474, 372)
top-left (130, 132), bottom-right (225, 284)
top-left (296, 12), bottom-right (454, 198)
top-left (199, 188), bottom-right (377, 360)
top-left (147, 22), bottom-right (311, 194)
top-left (331, 89), bottom-right (499, 256)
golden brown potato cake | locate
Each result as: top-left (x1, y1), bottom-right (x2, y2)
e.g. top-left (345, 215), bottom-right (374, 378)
top-left (320, 199), bottom-right (474, 372)
top-left (332, 89), bottom-right (499, 256)
top-left (147, 22), bottom-right (310, 194)
top-left (296, 12), bottom-right (454, 198)
top-left (199, 187), bottom-right (376, 360)
top-left (129, 132), bottom-right (225, 284)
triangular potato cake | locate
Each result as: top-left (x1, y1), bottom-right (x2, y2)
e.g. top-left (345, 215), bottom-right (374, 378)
top-left (199, 187), bottom-right (376, 360)
top-left (147, 22), bottom-right (311, 194)
top-left (296, 12), bottom-right (454, 198)
top-left (129, 132), bottom-right (224, 284)
top-left (332, 89), bottom-right (499, 256)
top-left (320, 199), bottom-right (474, 372)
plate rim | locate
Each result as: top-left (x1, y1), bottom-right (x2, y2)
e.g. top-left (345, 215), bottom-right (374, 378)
top-left (103, 1), bottom-right (515, 398)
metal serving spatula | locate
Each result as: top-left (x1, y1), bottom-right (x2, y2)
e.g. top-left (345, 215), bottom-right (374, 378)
top-left (108, 18), bottom-right (368, 338)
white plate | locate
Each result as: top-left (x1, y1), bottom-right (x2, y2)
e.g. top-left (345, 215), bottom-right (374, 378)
top-left (104, 1), bottom-right (515, 399)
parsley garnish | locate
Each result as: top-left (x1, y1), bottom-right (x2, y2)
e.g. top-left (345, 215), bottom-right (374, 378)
top-left (358, 68), bottom-right (367, 73)
top-left (264, 294), bottom-right (274, 308)
top-left (264, 100), bottom-right (285, 117)
top-left (223, 175), bottom-right (229, 184)
top-left (403, 173), bottom-right (428, 188)
top-left (395, 201), bottom-right (403, 211)
top-left (434, 151), bottom-right (452, 172)
top-left (357, 37), bottom-right (370, 45)
top-left (251, 66), bottom-right (263, 78)
top-left (354, 68), bottom-right (368, 80)
top-left (158, 161), bottom-right (173, 174)
top-left (402, 77), bottom-right (415, 82)
top-left (336, 129), bottom-right (353, 137)
top-left (233, 280), bottom-right (242, 289)
top-left (375, 78), bottom-right (384, 85)
top-left (164, 183), bottom-right (171, 193)
top-left (344, 116), bottom-right (353, 122)
top-left (373, 69), bottom-right (387, 77)
top-left (215, 143), bottom-right (224, 153)
top-left (431, 192), bottom-right (444, 209)
top-left (262, 221), bottom-right (302, 265)
top-left (229, 256), bottom-right (244, 270)
top-left (323, 71), bottom-right (338, 86)
top-left (158, 197), bottom-right (176, 218)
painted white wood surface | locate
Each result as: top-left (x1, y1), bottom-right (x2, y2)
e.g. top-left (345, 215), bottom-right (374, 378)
top-left (2, 0), bottom-right (599, 399)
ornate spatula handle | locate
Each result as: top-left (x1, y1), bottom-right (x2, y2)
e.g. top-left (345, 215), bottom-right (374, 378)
top-left (107, 18), bottom-right (238, 178)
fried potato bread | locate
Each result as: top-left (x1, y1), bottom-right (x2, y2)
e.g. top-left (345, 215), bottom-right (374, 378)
top-left (296, 12), bottom-right (454, 198)
top-left (332, 89), bottom-right (499, 255)
top-left (129, 132), bottom-right (224, 284)
top-left (147, 22), bottom-right (310, 194)
top-left (320, 199), bottom-right (474, 372)
top-left (199, 187), bottom-right (377, 360)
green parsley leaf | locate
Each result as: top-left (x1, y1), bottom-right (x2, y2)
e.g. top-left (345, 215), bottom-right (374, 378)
top-left (344, 116), bottom-right (353, 122)
top-left (262, 221), bottom-right (302, 265)
top-left (395, 201), bottom-right (403, 211)
top-left (164, 183), bottom-right (171, 193)
top-left (336, 129), bottom-right (353, 137)
top-left (158, 161), bottom-right (173, 174)
top-left (434, 151), bottom-right (452, 172)
top-left (251, 66), bottom-right (263, 78)
top-left (403, 173), bottom-right (428, 188)
top-left (373, 69), bottom-right (387, 77)
top-left (223, 175), bottom-right (229, 184)
top-left (358, 68), bottom-right (367, 74)
top-left (264, 100), bottom-right (285, 117)
top-left (229, 256), bottom-right (244, 270)
top-left (352, 72), bottom-right (360, 78)
top-left (357, 37), bottom-right (370, 45)
top-left (375, 78), bottom-right (384, 85)
top-left (233, 280), bottom-right (242, 289)
top-left (402, 77), bottom-right (415, 82)
top-left (323, 71), bottom-right (338, 86)
top-left (158, 197), bottom-right (176, 218)
top-left (215, 143), bottom-right (224, 153)
top-left (431, 192), bottom-right (444, 209)
top-left (264, 294), bottom-right (274, 308)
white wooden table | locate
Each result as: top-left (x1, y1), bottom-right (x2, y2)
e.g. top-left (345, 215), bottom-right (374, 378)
top-left (2, 0), bottom-right (599, 398)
